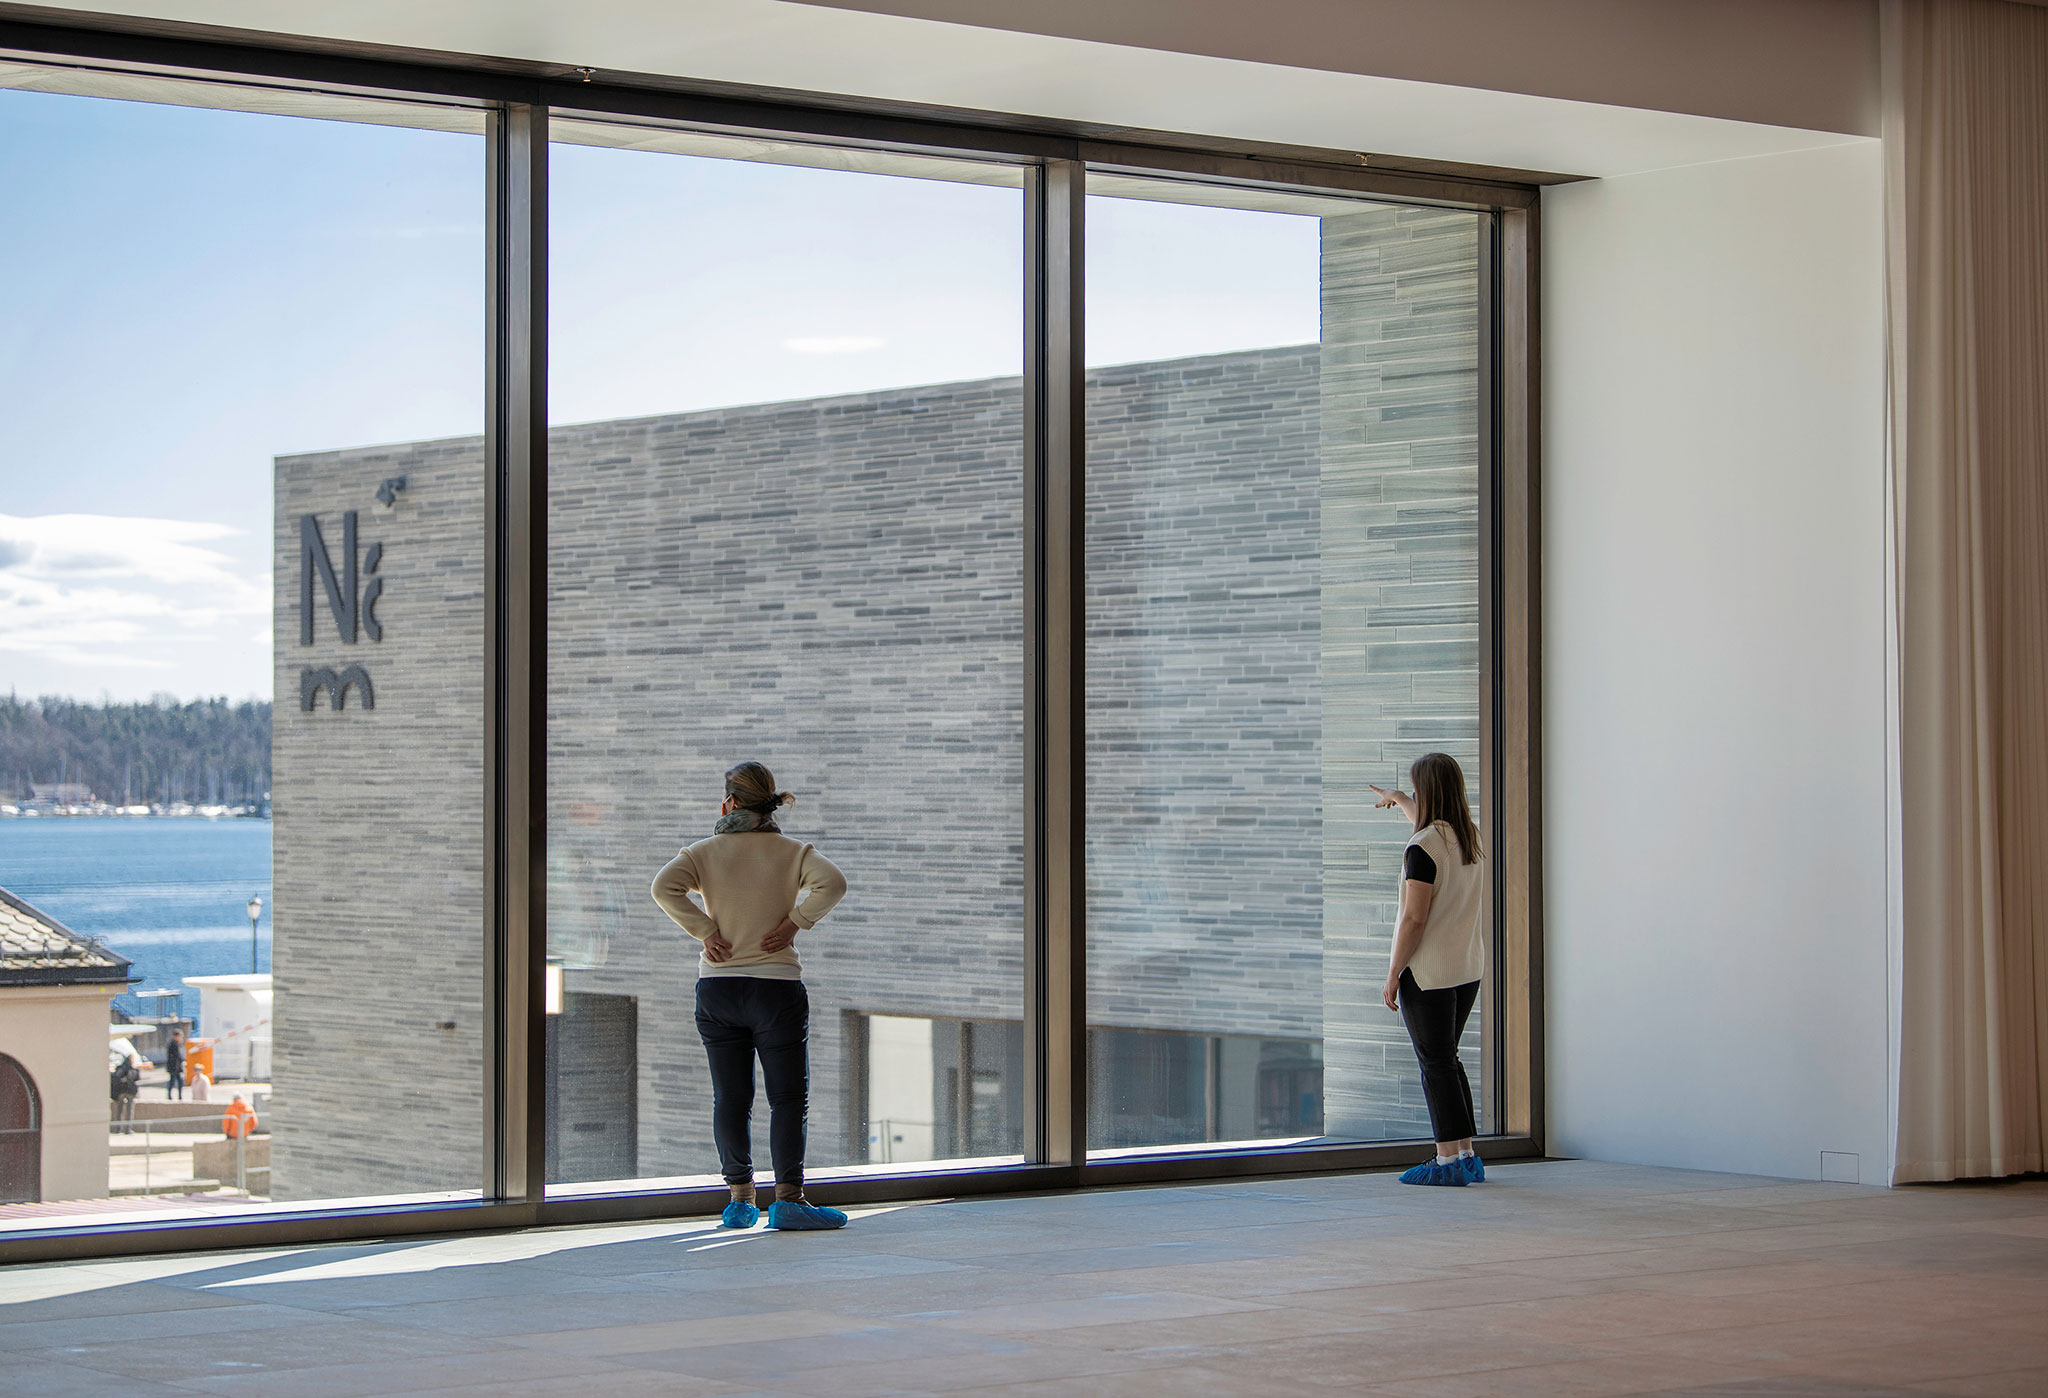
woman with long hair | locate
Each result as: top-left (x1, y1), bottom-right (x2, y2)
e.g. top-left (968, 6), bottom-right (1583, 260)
top-left (1369, 752), bottom-right (1487, 1186)
top-left (652, 761), bottom-right (849, 1228)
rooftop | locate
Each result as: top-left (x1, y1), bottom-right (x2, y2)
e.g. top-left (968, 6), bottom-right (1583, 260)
top-left (0, 886), bottom-right (133, 988)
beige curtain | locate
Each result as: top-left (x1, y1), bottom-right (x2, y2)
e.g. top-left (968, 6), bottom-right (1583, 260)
top-left (1887, 0), bottom-right (2048, 1183)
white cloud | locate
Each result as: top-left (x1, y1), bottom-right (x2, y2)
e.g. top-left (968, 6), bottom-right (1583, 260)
top-left (0, 513), bottom-right (270, 670)
top-left (782, 336), bottom-right (887, 355)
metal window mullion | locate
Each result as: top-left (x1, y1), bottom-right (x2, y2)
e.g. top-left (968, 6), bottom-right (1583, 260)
top-left (1476, 211), bottom-right (1502, 1136)
top-left (484, 101), bottom-right (549, 1206)
top-left (1021, 165), bottom-right (1046, 1167)
top-left (1023, 159), bottom-right (1086, 1173)
top-left (1497, 203), bottom-right (1543, 1150)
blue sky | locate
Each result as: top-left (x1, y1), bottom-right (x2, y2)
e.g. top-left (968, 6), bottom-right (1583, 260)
top-left (0, 85), bottom-right (1319, 704)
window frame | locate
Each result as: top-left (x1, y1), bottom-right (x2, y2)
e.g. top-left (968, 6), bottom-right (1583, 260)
top-left (0, 15), bottom-right (1542, 1262)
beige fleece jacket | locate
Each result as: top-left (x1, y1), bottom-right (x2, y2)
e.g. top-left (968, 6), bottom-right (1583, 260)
top-left (650, 831), bottom-right (848, 980)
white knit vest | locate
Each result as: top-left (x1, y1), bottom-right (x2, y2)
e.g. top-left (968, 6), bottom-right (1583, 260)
top-left (1404, 820), bottom-right (1486, 990)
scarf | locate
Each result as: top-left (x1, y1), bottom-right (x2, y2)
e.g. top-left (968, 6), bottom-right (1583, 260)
top-left (714, 806), bottom-right (780, 835)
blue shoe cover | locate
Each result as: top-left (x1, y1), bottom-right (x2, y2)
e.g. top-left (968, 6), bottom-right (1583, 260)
top-left (1399, 1159), bottom-right (1468, 1187)
top-left (767, 1199), bottom-right (848, 1230)
top-left (1460, 1153), bottom-right (1485, 1184)
top-left (719, 1199), bottom-right (760, 1229)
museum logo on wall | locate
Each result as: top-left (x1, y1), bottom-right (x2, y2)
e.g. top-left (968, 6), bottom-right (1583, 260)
top-left (297, 477), bottom-right (405, 713)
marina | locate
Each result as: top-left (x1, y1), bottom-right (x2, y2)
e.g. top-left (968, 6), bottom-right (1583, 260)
top-left (0, 815), bottom-right (272, 1020)
top-left (1, 818), bottom-right (275, 1216)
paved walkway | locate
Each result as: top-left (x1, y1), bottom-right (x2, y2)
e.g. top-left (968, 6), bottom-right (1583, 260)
top-left (1, 1160), bottom-right (2045, 1396)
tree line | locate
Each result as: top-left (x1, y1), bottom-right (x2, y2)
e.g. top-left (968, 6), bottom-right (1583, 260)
top-left (0, 695), bottom-right (271, 806)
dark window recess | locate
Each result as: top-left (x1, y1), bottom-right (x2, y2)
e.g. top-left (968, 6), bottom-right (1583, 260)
top-left (845, 1012), bottom-right (1325, 1159)
top-left (545, 992), bottom-right (638, 1185)
top-left (1088, 1027), bottom-right (1324, 1149)
top-left (850, 1014), bottom-right (1025, 1164)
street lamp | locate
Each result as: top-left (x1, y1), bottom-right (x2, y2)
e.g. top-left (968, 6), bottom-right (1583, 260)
top-left (247, 894), bottom-right (263, 974)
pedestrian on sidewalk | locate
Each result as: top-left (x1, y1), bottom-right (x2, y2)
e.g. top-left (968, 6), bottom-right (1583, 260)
top-left (652, 761), bottom-right (849, 1231)
top-left (165, 1029), bottom-right (186, 1101)
top-left (110, 1051), bottom-right (141, 1134)
top-left (1371, 752), bottom-right (1488, 1187)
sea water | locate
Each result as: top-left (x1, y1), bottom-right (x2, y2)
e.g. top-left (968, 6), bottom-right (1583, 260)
top-left (0, 819), bottom-right (271, 1021)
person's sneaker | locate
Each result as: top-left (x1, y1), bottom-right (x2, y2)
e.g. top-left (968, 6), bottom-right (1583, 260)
top-left (719, 1199), bottom-right (760, 1229)
top-left (766, 1199), bottom-right (848, 1230)
top-left (1398, 1159), bottom-right (1468, 1187)
top-left (1459, 1153), bottom-right (1485, 1184)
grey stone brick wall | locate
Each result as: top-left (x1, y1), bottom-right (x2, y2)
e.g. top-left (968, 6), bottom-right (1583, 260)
top-left (1319, 206), bottom-right (1486, 1140)
top-left (544, 372), bottom-right (1032, 1180)
top-left (271, 215), bottom-right (1483, 1195)
top-left (271, 440), bottom-right (487, 1202)
top-left (1083, 349), bottom-right (1325, 1039)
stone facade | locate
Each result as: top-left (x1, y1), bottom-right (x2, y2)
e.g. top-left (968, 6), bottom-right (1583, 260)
top-left (543, 370), bottom-right (1031, 1181)
top-left (1083, 349), bottom-right (1327, 1146)
top-left (1320, 206), bottom-right (1486, 1140)
top-left (271, 436), bottom-right (487, 1201)
top-left (270, 217), bottom-right (1483, 1197)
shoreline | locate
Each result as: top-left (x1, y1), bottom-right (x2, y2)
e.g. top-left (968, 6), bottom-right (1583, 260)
top-left (0, 808), bottom-right (270, 821)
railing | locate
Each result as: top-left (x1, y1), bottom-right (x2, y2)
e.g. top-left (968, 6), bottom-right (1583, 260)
top-left (115, 1113), bottom-right (266, 1196)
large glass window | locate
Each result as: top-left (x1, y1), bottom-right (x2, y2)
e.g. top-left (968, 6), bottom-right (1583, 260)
top-left (0, 70), bottom-right (486, 1225)
top-left (542, 123), bottom-right (1027, 1189)
top-left (0, 46), bottom-right (1525, 1254)
top-left (1083, 177), bottom-right (1487, 1153)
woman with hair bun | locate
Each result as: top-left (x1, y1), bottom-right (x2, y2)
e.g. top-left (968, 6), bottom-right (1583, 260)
top-left (1369, 751), bottom-right (1488, 1187)
top-left (652, 760), bottom-right (849, 1229)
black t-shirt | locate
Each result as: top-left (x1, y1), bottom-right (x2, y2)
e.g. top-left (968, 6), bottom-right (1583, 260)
top-left (1403, 843), bottom-right (1438, 884)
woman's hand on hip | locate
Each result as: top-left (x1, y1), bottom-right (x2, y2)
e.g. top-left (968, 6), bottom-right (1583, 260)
top-left (1382, 972), bottom-right (1402, 1012)
top-left (761, 917), bottom-right (800, 954)
top-left (702, 929), bottom-right (734, 963)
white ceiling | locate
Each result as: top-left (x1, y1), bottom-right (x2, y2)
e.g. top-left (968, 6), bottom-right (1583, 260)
top-left (24, 0), bottom-right (1875, 177)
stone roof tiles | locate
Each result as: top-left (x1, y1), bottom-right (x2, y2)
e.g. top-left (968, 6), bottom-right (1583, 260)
top-left (0, 885), bottom-right (133, 987)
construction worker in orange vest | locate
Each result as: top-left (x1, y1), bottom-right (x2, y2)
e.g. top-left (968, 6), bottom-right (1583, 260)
top-left (222, 1095), bottom-right (258, 1139)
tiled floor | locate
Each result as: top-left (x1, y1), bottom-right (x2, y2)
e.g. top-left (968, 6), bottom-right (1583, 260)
top-left (2, 1160), bottom-right (2046, 1396)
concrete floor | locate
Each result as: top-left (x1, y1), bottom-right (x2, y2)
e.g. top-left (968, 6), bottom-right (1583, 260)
top-left (1, 1160), bottom-right (2045, 1396)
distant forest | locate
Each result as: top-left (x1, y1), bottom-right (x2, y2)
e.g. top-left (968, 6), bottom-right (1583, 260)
top-left (0, 696), bottom-right (271, 806)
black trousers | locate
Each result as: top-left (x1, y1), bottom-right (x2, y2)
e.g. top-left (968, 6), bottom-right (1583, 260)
top-left (1398, 968), bottom-right (1481, 1144)
top-left (694, 976), bottom-right (809, 1190)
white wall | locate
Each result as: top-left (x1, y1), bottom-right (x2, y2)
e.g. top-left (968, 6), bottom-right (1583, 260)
top-left (1542, 142), bottom-right (1891, 1182)
top-left (0, 984), bottom-right (117, 1203)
